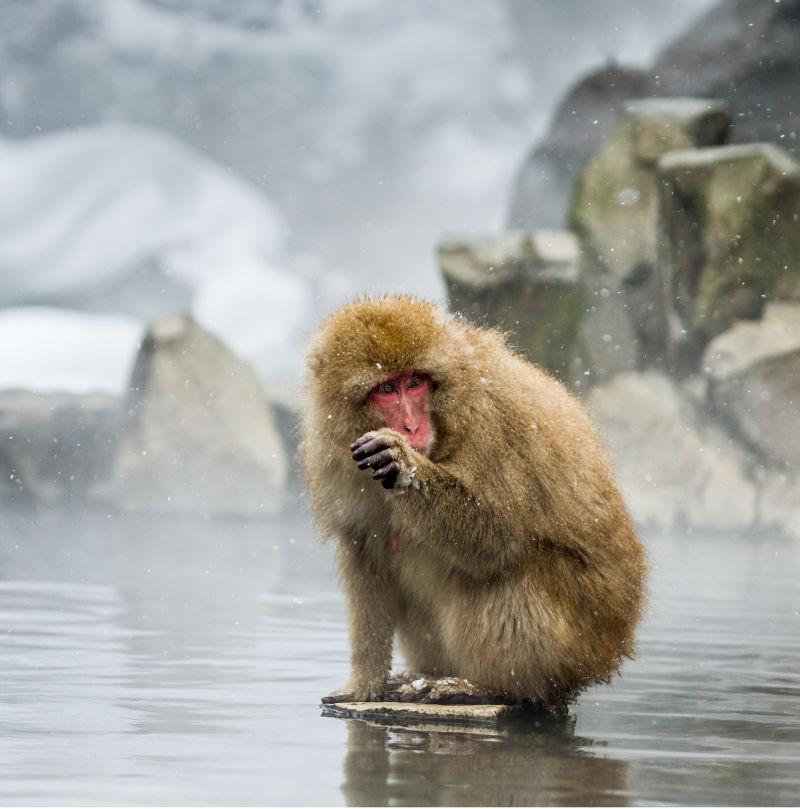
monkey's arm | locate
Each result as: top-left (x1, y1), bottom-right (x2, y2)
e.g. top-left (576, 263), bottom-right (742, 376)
top-left (352, 429), bottom-right (532, 577)
top-left (324, 535), bottom-right (397, 702)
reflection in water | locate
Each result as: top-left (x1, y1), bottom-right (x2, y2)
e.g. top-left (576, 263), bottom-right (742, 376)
top-left (0, 505), bottom-right (798, 804)
top-left (341, 716), bottom-right (630, 806)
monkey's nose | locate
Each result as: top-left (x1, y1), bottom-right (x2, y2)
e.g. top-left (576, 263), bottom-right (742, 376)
top-left (403, 425), bottom-right (424, 445)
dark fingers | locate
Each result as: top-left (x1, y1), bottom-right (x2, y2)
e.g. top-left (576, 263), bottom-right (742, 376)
top-left (350, 432), bottom-right (377, 452)
top-left (351, 436), bottom-right (389, 461)
top-left (371, 461), bottom-right (398, 480)
top-left (356, 448), bottom-right (395, 470)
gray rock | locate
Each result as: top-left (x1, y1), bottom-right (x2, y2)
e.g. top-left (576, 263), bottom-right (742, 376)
top-left (703, 303), bottom-right (800, 471)
top-left (438, 231), bottom-right (583, 382)
top-left (510, 0), bottom-right (800, 232)
top-left (111, 314), bottom-right (288, 515)
top-left (587, 371), bottom-right (758, 532)
top-left (589, 366), bottom-right (800, 539)
top-left (573, 277), bottom-right (639, 391)
top-left (571, 98), bottom-right (730, 368)
top-left (322, 701), bottom-right (529, 727)
top-left (659, 144), bottom-right (800, 371)
top-left (508, 66), bottom-right (655, 231)
top-left (0, 391), bottom-right (119, 505)
top-left (654, 0), bottom-right (800, 154)
top-left (759, 469), bottom-right (800, 541)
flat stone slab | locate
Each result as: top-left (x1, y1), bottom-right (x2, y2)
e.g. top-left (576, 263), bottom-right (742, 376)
top-left (321, 701), bottom-right (529, 727)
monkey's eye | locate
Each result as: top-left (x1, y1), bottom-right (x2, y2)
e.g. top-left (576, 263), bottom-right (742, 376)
top-left (408, 374), bottom-right (423, 388)
top-left (377, 381), bottom-right (396, 394)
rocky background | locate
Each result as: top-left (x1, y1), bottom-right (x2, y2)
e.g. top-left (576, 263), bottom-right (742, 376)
top-left (445, 0), bottom-right (800, 539)
top-left (2, 0), bottom-right (798, 541)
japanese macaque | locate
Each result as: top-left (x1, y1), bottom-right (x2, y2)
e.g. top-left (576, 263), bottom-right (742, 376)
top-left (301, 295), bottom-right (647, 711)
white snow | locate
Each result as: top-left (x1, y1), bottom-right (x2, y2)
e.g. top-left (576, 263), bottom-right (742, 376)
top-left (0, 308), bottom-right (143, 394)
top-left (0, 124), bottom-right (311, 393)
top-left (0, 125), bottom-right (286, 307)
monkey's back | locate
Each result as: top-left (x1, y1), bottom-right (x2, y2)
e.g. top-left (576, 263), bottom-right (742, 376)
top-left (392, 327), bottom-right (647, 702)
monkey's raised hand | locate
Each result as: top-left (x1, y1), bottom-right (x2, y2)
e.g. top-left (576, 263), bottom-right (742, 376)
top-left (351, 429), bottom-right (418, 490)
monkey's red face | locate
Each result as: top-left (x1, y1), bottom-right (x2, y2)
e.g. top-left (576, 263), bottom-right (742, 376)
top-left (368, 370), bottom-right (434, 453)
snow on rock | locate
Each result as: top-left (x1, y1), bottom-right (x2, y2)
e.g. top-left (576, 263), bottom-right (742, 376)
top-left (0, 125), bottom-right (286, 316)
top-left (0, 307), bottom-right (142, 394)
top-left (437, 231), bottom-right (584, 383)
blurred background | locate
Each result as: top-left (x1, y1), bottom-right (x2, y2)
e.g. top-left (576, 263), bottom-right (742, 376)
top-left (0, 0), bottom-right (712, 392)
top-left (2, 0), bottom-right (800, 805)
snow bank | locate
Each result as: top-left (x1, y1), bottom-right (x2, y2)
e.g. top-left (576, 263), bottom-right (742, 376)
top-left (0, 308), bottom-right (142, 394)
top-left (0, 125), bottom-right (286, 314)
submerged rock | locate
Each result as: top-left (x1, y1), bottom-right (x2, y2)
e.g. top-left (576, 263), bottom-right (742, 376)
top-left (659, 143), bottom-right (800, 370)
top-left (0, 391), bottom-right (119, 505)
top-left (703, 303), bottom-right (800, 471)
top-left (571, 98), bottom-right (730, 368)
top-left (322, 701), bottom-right (531, 728)
top-left (438, 231), bottom-right (583, 381)
top-left (111, 314), bottom-right (288, 515)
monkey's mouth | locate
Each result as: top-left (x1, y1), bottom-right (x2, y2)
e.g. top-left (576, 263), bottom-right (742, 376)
top-left (409, 431), bottom-right (435, 456)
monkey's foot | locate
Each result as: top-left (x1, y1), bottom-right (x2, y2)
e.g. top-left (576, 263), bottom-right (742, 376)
top-left (321, 684), bottom-right (385, 704)
top-left (384, 674), bottom-right (516, 705)
top-left (321, 691), bottom-right (353, 705)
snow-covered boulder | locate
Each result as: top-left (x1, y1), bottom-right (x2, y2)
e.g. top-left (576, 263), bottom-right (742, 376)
top-left (110, 314), bottom-right (288, 516)
top-left (0, 125), bottom-right (285, 317)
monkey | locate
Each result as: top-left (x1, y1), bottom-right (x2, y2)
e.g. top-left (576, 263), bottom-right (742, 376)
top-left (301, 295), bottom-right (647, 711)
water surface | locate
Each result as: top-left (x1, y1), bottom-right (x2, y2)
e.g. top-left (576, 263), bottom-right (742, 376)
top-left (1, 505), bottom-right (798, 805)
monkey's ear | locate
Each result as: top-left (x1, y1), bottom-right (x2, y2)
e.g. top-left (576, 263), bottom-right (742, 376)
top-left (305, 333), bottom-right (328, 373)
top-left (308, 352), bottom-right (326, 372)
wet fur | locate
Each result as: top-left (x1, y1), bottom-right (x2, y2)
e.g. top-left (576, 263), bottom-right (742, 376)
top-left (301, 295), bottom-right (648, 708)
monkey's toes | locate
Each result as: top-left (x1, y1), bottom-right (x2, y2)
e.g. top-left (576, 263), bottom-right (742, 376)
top-left (321, 691), bottom-right (385, 704)
top-left (384, 675), bottom-right (513, 705)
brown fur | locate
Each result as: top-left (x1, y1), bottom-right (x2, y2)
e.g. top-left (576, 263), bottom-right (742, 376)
top-left (301, 295), bottom-right (647, 708)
